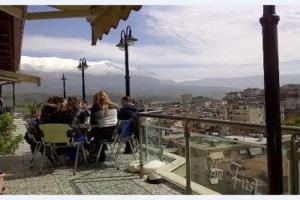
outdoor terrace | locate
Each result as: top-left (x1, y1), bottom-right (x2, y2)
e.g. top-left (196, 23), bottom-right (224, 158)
top-left (1, 109), bottom-right (300, 195)
top-left (0, 118), bottom-right (184, 195)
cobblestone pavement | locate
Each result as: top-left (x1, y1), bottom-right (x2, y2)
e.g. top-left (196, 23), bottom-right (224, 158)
top-left (0, 119), bottom-right (184, 195)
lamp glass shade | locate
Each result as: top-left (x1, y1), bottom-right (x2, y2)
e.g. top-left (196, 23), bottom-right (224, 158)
top-left (116, 39), bottom-right (125, 50)
top-left (126, 36), bottom-right (138, 46)
top-left (77, 60), bottom-right (82, 69)
top-left (81, 60), bottom-right (89, 69)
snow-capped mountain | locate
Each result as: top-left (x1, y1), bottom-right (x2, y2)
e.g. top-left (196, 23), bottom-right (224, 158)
top-left (20, 56), bottom-right (156, 77)
top-left (3, 56), bottom-right (237, 101)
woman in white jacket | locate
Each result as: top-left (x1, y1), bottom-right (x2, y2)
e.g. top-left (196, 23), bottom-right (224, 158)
top-left (89, 90), bottom-right (118, 162)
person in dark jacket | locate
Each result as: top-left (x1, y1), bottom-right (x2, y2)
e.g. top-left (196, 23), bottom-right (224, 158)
top-left (117, 96), bottom-right (138, 120)
top-left (117, 96), bottom-right (139, 154)
top-left (63, 97), bottom-right (88, 161)
top-left (40, 103), bottom-right (60, 124)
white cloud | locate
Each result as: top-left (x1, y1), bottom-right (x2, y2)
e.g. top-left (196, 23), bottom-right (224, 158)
top-left (22, 6), bottom-right (300, 81)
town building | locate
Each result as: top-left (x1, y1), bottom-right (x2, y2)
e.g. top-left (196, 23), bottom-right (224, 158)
top-left (136, 99), bottom-right (162, 110)
top-left (167, 134), bottom-right (290, 194)
top-left (180, 93), bottom-right (193, 104)
top-left (280, 84), bottom-right (300, 121)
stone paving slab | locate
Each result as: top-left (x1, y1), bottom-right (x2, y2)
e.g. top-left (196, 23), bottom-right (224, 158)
top-left (0, 119), bottom-right (184, 195)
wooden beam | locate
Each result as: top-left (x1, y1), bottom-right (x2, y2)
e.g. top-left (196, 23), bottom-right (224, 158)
top-left (0, 49), bottom-right (11, 53)
top-left (0, 56), bottom-right (13, 59)
top-left (25, 9), bottom-right (100, 20)
top-left (0, 61), bottom-right (12, 65)
top-left (0, 6), bottom-right (24, 20)
top-left (0, 75), bottom-right (19, 82)
top-left (0, 69), bottom-right (40, 84)
top-left (0, 82), bottom-right (13, 86)
top-left (0, 42), bottom-right (10, 46)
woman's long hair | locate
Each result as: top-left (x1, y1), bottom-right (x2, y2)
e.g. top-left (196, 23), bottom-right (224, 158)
top-left (94, 90), bottom-right (117, 111)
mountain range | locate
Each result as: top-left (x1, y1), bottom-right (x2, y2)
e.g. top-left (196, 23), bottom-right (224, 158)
top-left (180, 74), bottom-right (300, 89)
top-left (3, 56), bottom-right (300, 104)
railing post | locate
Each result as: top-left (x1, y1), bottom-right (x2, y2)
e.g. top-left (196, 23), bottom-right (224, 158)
top-left (185, 120), bottom-right (192, 194)
top-left (158, 118), bottom-right (163, 161)
top-left (289, 134), bottom-right (300, 194)
top-left (145, 118), bottom-right (149, 161)
top-left (138, 116), bottom-right (144, 178)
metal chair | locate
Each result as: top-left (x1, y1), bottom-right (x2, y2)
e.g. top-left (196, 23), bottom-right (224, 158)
top-left (93, 125), bottom-right (120, 169)
top-left (39, 124), bottom-right (87, 175)
top-left (113, 119), bottom-right (137, 161)
top-left (23, 121), bottom-right (42, 169)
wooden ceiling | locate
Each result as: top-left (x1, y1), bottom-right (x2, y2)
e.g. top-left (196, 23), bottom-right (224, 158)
top-left (0, 6), bottom-right (25, 72)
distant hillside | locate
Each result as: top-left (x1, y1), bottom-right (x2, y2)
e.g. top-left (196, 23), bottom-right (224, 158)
top-left (2, 71), bottom-right (236, 102)
top-left (0, 56), bottom-right (238, 102)
top-left (181, 74), bottom-right (300, 89)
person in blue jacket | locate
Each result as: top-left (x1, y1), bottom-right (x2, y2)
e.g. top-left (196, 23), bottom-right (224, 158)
top-left (117, 96), bottom-right (139, 154)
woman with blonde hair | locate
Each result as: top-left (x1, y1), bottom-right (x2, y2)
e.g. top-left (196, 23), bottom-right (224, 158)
top-left (96, 90), bottom-right (118, 111)
top-left (88, 90), bottom-right (118, 162)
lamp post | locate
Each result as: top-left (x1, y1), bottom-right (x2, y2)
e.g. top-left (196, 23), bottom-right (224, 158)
top-left (77, 57), bottom-right (89, 101)
top-left (260, 5), bottom-right (283, 194)
top-left (61, 73), bottom-right (67, 98)
top-left (116, 25), bottom-right (138, 97)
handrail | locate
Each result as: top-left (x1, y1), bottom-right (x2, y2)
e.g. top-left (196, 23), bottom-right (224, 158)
top-left (138, 111), bottom-right (300, 194)
top-left (138, 110), bottom-right (163, 115)
top-left (138, 113), bottom-right (300, 133)
top-left (144, 124), bottom-right (268, 149)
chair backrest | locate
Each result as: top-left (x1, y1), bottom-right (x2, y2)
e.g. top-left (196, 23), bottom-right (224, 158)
top-left (119, 119), bottom-right (134, 139)
top-left (23, 121), bottom-right (36, 141)
top-left (39, 124), bottom-right (71, 144)
top-left (23, 121), bottom-right (29, 130)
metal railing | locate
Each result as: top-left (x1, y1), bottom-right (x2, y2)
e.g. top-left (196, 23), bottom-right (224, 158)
top-left (137, 111), bottom-right (300, 194)
top-left (289, 133), bottom-right (300, 194)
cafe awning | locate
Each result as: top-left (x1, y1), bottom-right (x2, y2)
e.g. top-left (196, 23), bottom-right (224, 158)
top-left (0, 5), bottom-right (142, 45)
top-left (0, 5), bottom-right (141, 86)
top-left (0, 69), bottom-right (41, 85)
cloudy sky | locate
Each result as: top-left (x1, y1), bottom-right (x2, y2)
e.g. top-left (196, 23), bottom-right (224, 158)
top-left (22, 5), bottom-right (300, 81)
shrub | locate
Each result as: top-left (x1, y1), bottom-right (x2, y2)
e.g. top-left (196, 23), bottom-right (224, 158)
top-left (26, 101), bottom-right (43, 116)
top-left (0, 113), bottom-right (22, 155)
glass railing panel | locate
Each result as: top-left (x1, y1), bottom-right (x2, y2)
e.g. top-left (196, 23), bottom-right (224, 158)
top-left (141, 118), bottom-right (185, 164)
top-left (282, 138), bottom-right (291, 194)
top-left (141, 117), bottom-right (165, 162)
top-left (138, 113), bottom-right (300, 194)
top-left (286, 136), bottom-right (300, 194)
top-left (171, 131), bottom-right (270, 194)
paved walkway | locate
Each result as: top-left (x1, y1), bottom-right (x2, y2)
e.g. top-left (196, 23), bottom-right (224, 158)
top-left (0, 119), bottom-right (184, 195)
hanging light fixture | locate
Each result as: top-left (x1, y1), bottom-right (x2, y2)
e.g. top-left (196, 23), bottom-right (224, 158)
top-left (126, 27), bottom-right (138, 46)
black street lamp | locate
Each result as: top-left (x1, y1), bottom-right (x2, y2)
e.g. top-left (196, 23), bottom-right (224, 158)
top-left (61, 73), bottom-right (67, 98)
top-left (116, 25), bottom-right (138, 97)
top-left (260, 5), bottom-right (283, 194)
top-left (77, 57), bottom-right (89, 101)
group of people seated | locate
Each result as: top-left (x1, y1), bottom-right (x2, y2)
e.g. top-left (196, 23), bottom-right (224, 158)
top-left (25, 90), bottom-right (140, 163)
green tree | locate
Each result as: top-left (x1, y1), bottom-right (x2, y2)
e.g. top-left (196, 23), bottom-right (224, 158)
top-left (0, 113), bottom-right (22, 154)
